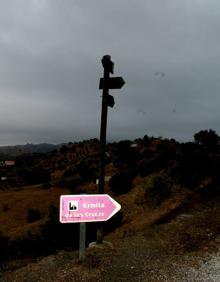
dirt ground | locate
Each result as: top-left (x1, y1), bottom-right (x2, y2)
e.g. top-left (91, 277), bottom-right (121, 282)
top-left (1, 220), bottom-right (220, 282)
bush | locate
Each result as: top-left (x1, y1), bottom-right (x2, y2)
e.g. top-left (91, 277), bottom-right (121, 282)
top-left (40, 205), bottom-right (80, 251)
top-left (194, 129), bottom-right (219, 149)
top-left (0, 232), bottom-right (9, 261)
top-left (3, 204), bottom-right (9, 212)
top-left (77, 162), bottom-right (97, 182)
top-left (18, 167), bottom-right (51, 185)
top-left (144, 176), bottom-right (171, 208)
top-left (8, 232), bottom-right (43, 259)
top-left (27, 208), bottom-right (42, 223)
top-left (109, 172), bottom-right (134, 195)
top-left (41, 182), bottom-right (52, 190)
top-left (138, 160), bottom-right (157, 177)
top-left (59, 145), bottom-right (68, 154)
top-left (58, 175), bottom-right (83, 192)
top-left (62, 167), bottom-right (78, 178)
top-left (104, 211), bottom-right (123, 234)
top-left (175, 145), bottom-right (212, 187)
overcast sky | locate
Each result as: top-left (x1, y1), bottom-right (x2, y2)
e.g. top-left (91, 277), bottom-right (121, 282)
top-left (0, 0), bottom-right (220, 145)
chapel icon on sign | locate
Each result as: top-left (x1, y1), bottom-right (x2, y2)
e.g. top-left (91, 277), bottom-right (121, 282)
top-left (68, 201), bottom-right (79, 211)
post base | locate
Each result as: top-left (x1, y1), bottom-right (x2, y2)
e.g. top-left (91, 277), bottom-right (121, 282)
top-left (88, 241), bottom-right (113, 249)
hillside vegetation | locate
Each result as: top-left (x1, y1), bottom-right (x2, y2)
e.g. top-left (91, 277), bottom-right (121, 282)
top-left (1, 129), bottom-right (220, 269)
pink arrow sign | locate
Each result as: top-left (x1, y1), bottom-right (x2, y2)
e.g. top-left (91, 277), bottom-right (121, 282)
top-left (60, 194), bottom-right (121, 223)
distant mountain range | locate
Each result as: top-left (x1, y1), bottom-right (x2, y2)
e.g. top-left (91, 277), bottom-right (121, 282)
top-left (0, 143), bottom-right (64, 158)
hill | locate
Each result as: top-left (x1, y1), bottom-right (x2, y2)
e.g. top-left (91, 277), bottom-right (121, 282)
top-left (1, 130), bottom-right (220, 280)
top-left (0, 143), bottom-right (63, 158)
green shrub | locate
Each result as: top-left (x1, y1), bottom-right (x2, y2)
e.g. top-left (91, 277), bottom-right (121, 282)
top-left (41, 182), bottom-right (52, 189)
top-left (104, 211), bottom-right (123, 234)
top-left (27, 208), bottom-right (42, 223)
top-left (0, 231), bottom-right (9, 261)
top-left (8, 232), bottom-right (43, 259)
top-left (18, 167), bottom-right (51, 185)
top-left (58, 175), bottom-right (83, 192)
top-left (40, 205), bottom-right (80, 250)
top-left (3, 204), bottom-right (9, 212)
top-left (109, 172), bottom-right (134, 195)
top-left (144, 175), bottom-right (171, 208)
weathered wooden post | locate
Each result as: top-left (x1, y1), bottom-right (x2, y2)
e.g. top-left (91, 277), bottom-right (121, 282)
top-left (97, 55), bottom-right (125, 244)
top-left (59, 56), bottom-right (124, 259)
top-left (79, 222), bottom-right (86, 261)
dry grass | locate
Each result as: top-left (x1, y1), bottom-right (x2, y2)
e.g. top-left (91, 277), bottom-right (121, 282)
top-left (0, 186), bottom-right (69, 239)
top-left (107, 176), bottom-right (191, 239)
top-left (2, 173), bottom-right (220, 259)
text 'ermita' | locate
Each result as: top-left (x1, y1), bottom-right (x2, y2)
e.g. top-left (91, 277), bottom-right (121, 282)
top-left (83, 202), bottom-right (105, 209)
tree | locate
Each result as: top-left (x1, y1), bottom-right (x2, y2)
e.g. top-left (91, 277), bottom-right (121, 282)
top-left (109, 172), bottom-right (133, 194)
top-left (59, 145), bottom-right (68, 154)
top-left (194, 129), bottom-right (219, 148)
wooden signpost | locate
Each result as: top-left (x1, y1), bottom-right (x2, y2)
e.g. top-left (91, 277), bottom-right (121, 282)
top-left (97, 55), bottom-right (125, 244)
top-left (59, 55), bottom-right (125, 260)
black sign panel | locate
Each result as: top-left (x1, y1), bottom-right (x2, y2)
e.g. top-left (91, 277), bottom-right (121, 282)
top-left (107, 94), bottom-right (115, 108)
top-left (99, 77), bottom-right (125, 90)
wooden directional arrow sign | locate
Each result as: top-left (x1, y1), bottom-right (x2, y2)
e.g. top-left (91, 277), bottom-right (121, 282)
top-left (99, 77), bottom-right (125, 90)
top-left (60, 194), bottom-right (121, 223)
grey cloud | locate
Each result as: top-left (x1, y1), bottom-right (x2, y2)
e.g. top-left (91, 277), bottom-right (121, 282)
top-left (1, 0), bottom-right (220, 144)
